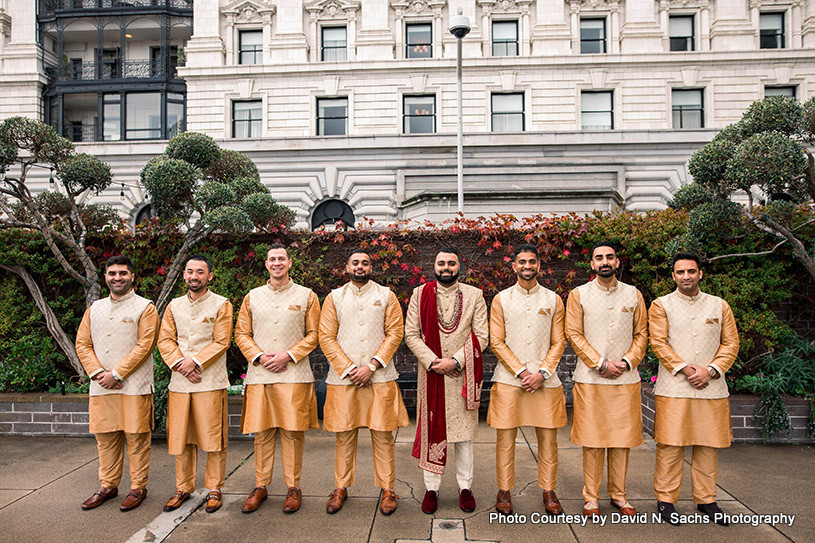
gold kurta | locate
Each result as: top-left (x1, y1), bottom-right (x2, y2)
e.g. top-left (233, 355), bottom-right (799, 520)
top-left (166, 389), bottom-right (228, 454)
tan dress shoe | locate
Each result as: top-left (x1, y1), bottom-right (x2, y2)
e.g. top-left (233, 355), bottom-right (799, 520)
top-left (379, 489), bottom-right (398, 515)
top-left (495, 490), bottom-right (512, 515)
top-left (583, 501), bottom-right (600, 516)
top-left (81, 487), bottom-right (118, 510)
top-left (610, 499), bottom-right (637, 516)
top-left (163, 491), bottom-right (191, 512)
top-left (543, 490), bottom-right (563, 515)
top-left (205, 490), bottom-right (223, 513)
top-left (242, 487), bottom-right (267, 514)
top-left (326, 488), bottom-right (347, 514)
top-left (120, 488), bottom-right (148, 511)
top-left (283, 487), bottom-right (302, 513)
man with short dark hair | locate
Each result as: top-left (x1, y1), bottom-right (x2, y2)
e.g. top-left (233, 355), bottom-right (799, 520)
top-left (235, 244), bottom-right (321, 514)
top-left (319, 249), bottom-right (409, 515)
top-left (488, 244), bottom-right (567, 515)
top-left (405, 246), bottom-right (489, 514)
top-left (649, 252), bottom-right (739, 526)
top-left (566, 241), bottom-right (648, 517)
top-left (76, 255), bottom-right (159, 512)
top-left (158, 255), bottom-right (233, 514)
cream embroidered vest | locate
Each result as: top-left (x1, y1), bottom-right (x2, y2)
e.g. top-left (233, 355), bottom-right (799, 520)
top-left (325, 281), bottom-right (399, 385)
top-left (88, 291), bottom-right (154, 397)
top-left (167, 291), bottom-right (230, 393)
top-left (244, 282), bottom-right (315, 385)
top-left (653, 290), bottom-right (729, 399)
top-left (491, 284), bottom-right (562, 389)
top-left (572, 280), bottom-right (640, 386)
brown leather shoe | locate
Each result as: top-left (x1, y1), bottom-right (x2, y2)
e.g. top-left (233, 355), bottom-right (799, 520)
top-left (379, 489), bottom-right (398, 515)
top-left (610, 499), bottom-right (637, 516)
top-left (120, 488), bottom-right (147, 511)
top-left (242, 486), bottom-right (267, 514)
top-left (495, 490), bottom-right (512, 515)
top-left (583, 501), bottom-right (600, 516)
top-left (326, 488), bottom-right (347, 514)
top-left (163, 491), bottom-right (191, 512)
top-left (283, 487), bottom-right (302, 513)
top-left (205, 490), bottom-right (223, 513)
top-left (543, 490), bottom-right (563, 515)
top-left (81, 487), bottom-right (118, 510)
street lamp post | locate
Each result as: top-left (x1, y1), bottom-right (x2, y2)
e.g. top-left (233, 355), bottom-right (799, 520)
top-left (449, 8), bottom-right (470, 215)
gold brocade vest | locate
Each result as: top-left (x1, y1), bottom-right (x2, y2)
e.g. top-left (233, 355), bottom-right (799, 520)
top-left (244, 282), bottom-right (315, 385)
top-left (572, 279), bottom-right (640, 386)
top-left (88, 291), bottom-right (154, 397)
top-left (325, 281), bottom-right (399, 385)
top-left (491, 284), bottom-right (562, 389)
top-left (167, 290), bottom-right (230, 393)
top-left (654, 290), bottom-right (729, 399)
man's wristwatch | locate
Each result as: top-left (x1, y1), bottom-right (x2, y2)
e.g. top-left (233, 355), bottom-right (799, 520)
top-left (707, 366), bottom-right (717, 378)
top-left (453, 358), bottom-right (462, 371)
top-left (367, 363), bottom-right (378, 373)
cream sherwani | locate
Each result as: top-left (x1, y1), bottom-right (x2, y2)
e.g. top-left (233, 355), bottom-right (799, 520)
top-left (319, 280), bottom-right (409, 489)
top-left (565, 279), bottom-right (647, 503)
top-left (487, 283), bottom-right (567, 491)
top-left (405, 281), bottom-right (489, 491)
top-left (234, 280), bottom-right (320, 488)
top-left (158, 290), bottom-right (233, 493)
top-left (649, 289), bottom-right (739, 504)
top-left (75, 290), bottom-right (158, 490)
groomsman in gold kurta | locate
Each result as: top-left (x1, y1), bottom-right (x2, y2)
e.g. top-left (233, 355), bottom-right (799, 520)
top-left (158, 255), bottom-right (233, 514)
top-left (405, 247), bottom-right (489, 514)
top-left (76, 255), bottom-right (158, 512)
top-left (319, 249), bottom-right (409, 515)
top-left (235, 244), bottom-right (321, 514)
top-left (487, 244), bottom-right (568, 516)
top-left (566, 241), bottom-right (647, 517)
top-left (649, 252), bottom-right (739, 526)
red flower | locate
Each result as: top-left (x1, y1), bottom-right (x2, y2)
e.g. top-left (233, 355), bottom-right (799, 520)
top-left (157, 266), bottom-right (166, 275)
top-left (562, 249), bottom-right (570, 257)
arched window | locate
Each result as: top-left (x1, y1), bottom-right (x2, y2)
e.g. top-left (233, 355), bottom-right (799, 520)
top-left (135, 204), bottom-right (154, 225)
top-left (311, 199), bottom-right (355, 230)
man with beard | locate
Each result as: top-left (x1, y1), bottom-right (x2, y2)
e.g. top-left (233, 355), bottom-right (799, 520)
top-left (158, 255), bottom-right (233, 514)
top-left (319, 249), bottom-right (409, 515)
top-left (235, 244), bottom-right (321, 514)
top-left (649, 253), bottom-right (738, 526)
top-left (76, 255), bottom-right (159, 512)
top-left (405, 247), bottom-right (489, 514)
top-left (487, 244), bottom-right (567, 515)
top-left (566, 241), bottom-right (647, 517)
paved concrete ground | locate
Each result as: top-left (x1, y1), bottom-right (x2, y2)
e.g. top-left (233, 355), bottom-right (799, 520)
top-left (0, 416), bottom-right (812, 543)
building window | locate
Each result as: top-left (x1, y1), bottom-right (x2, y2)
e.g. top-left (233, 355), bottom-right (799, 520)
top-left (232, 100), bottom-right (262, 138)
top-left (317, 98), bottom-right (348, 136)
top-left (581, 91), bottom-right (613, 130)
top-left (322, 26), bottom-right (347, 61)
top-left (760, 13), bottom-right (785, 49)
top-left (406, 23), bottom-right (432, 58)
top-left (150, 46), bottom-right (179, 77)
top-left (580, 18), bottom-right (606, 54)
top-left (103, 93), bottom-right (121, 141)
top-left (239, 30), bottom-right (263, 64)
top-left (492, 20), bottom-right (518, 56)
top-left (672, 89), bottom-right (704, 129)
top-left (126, 93), bottom-right (162, 140)
top-left (403, 95), bottom-right (435, 133)
top-left (669, 15), bottom-right (695, 51)
top-left (765, 86), bottom-right (796, 98)
top-left (167, 93), bottom-right (186, 139)
top-left (491, 93), bottom-right (524, 132)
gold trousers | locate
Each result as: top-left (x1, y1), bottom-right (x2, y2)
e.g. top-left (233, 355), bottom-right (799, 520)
top-left (334, 428), bottom-right (395, 489)
top-left (654, 443), bottom-right (718, 504)
top-left (254, 428), bottom-right (304, 488)
top-left (582, 447), bottom-right (630, 502)
top-left (96, 431), bottom-right (151, 489)
top-left (174, 444), bottom-right (227, 492)
top-left (496, 427), bottom-right (558, 491)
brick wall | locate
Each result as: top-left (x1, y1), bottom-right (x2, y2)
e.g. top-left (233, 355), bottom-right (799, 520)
top-left (0, 394), bottom-right (90, 435)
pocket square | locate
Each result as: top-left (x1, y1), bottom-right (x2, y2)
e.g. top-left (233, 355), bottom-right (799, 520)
top-left (373, 300), bottom-right (383, 306)
top-left (705, 317), bottom-right (720, 324)
top-left (202, 317), bottom-right (215, 323)
top-left (621, 306), bottom-right (635, 313)
top-left (288, 304), bottom-right (302, 311)
top-left (538, 308), bottom-right (551, 315)
top-left (121, 317), bottom-right (135, 323)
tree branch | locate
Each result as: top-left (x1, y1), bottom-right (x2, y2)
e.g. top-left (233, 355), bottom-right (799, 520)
top-left (751, 210), bottom-right (815, 282)
top-left (706, 239), bottom-right (788, 262)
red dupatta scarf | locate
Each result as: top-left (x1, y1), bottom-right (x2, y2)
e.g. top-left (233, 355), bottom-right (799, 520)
top-left (412, 280), bottom-right (483, 474)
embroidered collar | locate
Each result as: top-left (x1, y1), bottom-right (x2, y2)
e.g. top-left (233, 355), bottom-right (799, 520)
top-left (675, 290), bottom-right (703, 303)
top-left (436, 281), bottom-right (459, 294)
top-left (110, 290), bottom-right (135, 304)
top-left (592, 278), bottom-right (618, 293)
top-left (513, 282), bottom-right (540, 295)
top-left (266, 279), bottom-right (294, 292)
top-left (187, 289), bottom-right (211, 304)
top-left (348, 280), bottom-right (374, 296)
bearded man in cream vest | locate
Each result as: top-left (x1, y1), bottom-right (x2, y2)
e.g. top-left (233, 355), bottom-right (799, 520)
top-left (649, 252), bottom-right (739, 526)
top-left (319, 249), bottom-right (409, 515)
top-left (488, 244), bottom-right (568, 516)
top-left (76, 255), bottom-right (159, 512)
top-left (235, 244), bottom-right (321, 514)
top-left (566, 241), bottom-right (647, 518)
top-left (405, 247), bottom-right (489, 515)
top-left (158, 255), bottom-right (233, 514)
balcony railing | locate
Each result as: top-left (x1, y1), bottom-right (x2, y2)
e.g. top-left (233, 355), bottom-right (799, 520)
top-left (40, 0), bottom-right (192, 12)
top-left (46, 60), bottom-right (183, 81)
top-left (65, 124), bottom-right (97, 143)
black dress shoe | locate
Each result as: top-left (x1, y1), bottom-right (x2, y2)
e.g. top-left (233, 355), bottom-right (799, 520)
top-left (698, 502), bottom-right (729, 526)
top-left (657, 501), bottom-right (681, 525)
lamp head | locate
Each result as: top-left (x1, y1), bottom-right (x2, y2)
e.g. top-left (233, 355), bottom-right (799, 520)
top-left (449, 8), bottom-right (470, 39)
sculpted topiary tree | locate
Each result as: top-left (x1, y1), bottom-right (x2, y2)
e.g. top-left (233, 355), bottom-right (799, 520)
top-left (679, 96), bottom-right (815, 280)
top-left (141, 132), bottom-right (295, 314)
